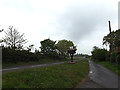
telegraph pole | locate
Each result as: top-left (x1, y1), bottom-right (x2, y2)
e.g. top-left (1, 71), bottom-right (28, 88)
top-left (108, 21), bottom-right (112, 53)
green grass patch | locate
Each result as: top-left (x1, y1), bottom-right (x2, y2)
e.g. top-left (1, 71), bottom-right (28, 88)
top-left (95, 61), bottom-right (120, 75)
top-left (3, 59), bottom-right (89, 88)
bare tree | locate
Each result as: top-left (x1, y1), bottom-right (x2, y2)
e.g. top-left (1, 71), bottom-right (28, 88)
top-left (0, 29), bottom-right (3, 32)
top-left (0, 25), bottom-right (4, 43)
top-left (0, 25), bottom-right (4, 32)
top-left (27, 44), bottom-right (34, 52)
top-left (3, 26), bottom-right (27, 49)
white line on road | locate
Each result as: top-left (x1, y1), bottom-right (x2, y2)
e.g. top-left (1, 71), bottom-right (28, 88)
top-left (1, 62), bottom-right (65, 72)
top-left (1, 67), bottom-right (19, 71)
top-left (1, 60), bottom-right (79, 72)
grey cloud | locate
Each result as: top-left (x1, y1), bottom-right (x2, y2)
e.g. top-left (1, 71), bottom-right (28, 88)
top-left (57, 1), bottom-right (117, 43)
top-left (118, 1), bottom-right (120, 29)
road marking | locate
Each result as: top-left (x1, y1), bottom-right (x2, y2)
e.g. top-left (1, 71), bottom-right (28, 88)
top-left (31, 65), bottom-right (42, 67)
top-left (1, 63), bottom-right (63, 71)
top-left (2, 67), bottom-right (19, 71)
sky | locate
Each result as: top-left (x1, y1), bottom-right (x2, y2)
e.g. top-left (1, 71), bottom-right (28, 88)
top-left (0, 0), bottom-right (119, 55)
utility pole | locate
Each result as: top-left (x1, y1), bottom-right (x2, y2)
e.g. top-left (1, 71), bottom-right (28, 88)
top-left (108, 21), bottom-right (112, 53)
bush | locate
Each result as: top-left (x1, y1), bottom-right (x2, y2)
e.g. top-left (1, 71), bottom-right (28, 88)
top-left (2, 46), bottom-right (60, 64)
top-left (110, 52), bottom-right (117, 63)
top-left (116, 54), bottom-right (120, 64)
top-left (91, 48), bottom-right (110, 61)
top-left (2, 47), bottom-right (41, 64)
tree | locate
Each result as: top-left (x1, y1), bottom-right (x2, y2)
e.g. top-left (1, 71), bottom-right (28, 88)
top-left (93, 46), bottom-right (99, 50)
top-left (103, 29), bottom-right (120, 52)
top-left (3, 26), bottom-right (27, 49)
top-left (0, 25), bottom-right (4, 32)
top-left (0, 29), bottom-right (3, 32)
top-left (56, 39), bottom-right (76, 58)
top-left (27, 44), bottom-right (34, 52)
top-left (0, 26), bottom-right (4, 43)
top-left (40, 38), bottom-right (58, 58)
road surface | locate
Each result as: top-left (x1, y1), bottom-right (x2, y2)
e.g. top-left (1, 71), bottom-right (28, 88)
top-left (1, 60), bottom-right (80, 73)
top-left (78, 60), bottom-right (120, 88)
top-left (1, 62), bottom-right (65, 73)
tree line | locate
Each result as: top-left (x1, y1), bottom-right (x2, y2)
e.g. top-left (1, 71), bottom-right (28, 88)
top-left (74, 53), bottom-right (90, 58)
top-left (0, 26), bottom-right (77, 64)
top-left (91, 29), bottom-right (120, 64)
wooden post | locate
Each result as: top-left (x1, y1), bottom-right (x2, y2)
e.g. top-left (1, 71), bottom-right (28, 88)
top-left (108, 21), bottom-right (112, 53)
top-left (70, 54), bottom-right (73, 62)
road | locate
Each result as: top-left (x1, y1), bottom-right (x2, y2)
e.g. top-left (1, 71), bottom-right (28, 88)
top-left (78, 60), bottom-right (120, 88)
top-left (1, 62), bottom-right (65, 73)
top-left (1, 60), bottom-right (80, 73)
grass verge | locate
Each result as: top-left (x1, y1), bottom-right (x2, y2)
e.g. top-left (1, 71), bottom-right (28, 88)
top-left (2, 59), bottom-right (89, 88)
top-left (95, 60), bottom-right (120, 75)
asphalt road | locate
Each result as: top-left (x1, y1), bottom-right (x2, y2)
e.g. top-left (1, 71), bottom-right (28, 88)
top-left (78, 60), bottom-right (120, 88)
top-left (1, 60), bottom-right (80, 73)
top-left (1, 62), bottom-right (65, 73)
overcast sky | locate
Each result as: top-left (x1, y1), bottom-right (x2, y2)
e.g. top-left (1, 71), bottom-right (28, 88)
top-left (0, 0), bottom-right (119, 55)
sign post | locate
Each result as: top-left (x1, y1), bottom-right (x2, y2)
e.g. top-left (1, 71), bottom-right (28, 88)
top-left (67, 46), bottom-right (77, 64)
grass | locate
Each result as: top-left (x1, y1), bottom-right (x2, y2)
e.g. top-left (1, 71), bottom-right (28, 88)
top-left (2, 59), bottom-right (89, 88)
top-left (3, 57), bottom-right (82, 68)
top-left (95, 60), bottom-right (120, 75)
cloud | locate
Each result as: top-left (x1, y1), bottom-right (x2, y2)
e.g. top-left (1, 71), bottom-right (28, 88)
top-left (0, 0), bottom-right (118, 54)
top-left (57, 0), bottom-right (118, 43)
top-left (119, 1), bottom-right (120, 29)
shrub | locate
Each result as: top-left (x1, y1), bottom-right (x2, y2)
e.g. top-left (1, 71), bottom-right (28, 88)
top-left (116, 54), bottom-right (120, 64)
top-left (91, 48), bottom-right (110, 61)
top-left (2, 47), bottom-right (40, 64)
top-left (110, 52), bottom-right (117, 63)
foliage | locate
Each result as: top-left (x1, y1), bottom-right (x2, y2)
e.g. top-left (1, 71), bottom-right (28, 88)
top-left (27, 44), bottom-right (34, 52)
top-left (3, 26), bottom-right (27, 50)
top-left (0, 29), bottom-right (3, 32)
top-left (56, 39), bottom-right (76, 59)
top-left (0, 25), bottom-right (4, 32)
top-left (3, 59), bottom-right (89, 88)
top-left (2, 46), bottom-right (39, 64)
top-left (110, 52), bottom-right (117, 63)
top-left (2, 39), bottom-right (76, 64)
top-left (92, 29), bottom-right (120, 65)
top-left (0, 26), bottom-right (4, 43)
top-left (116, 55), bottom-right (120, 64)
top-left (74, 53), bottom-right (89, 58)
top-left (103, 29), bottom-right (120, 51)
top-left (40, 38), bottom-right (59, 59)
top-left (2, 26), bottom-right (76, 64)
top-left (91, 46), bottom-right (110, 61)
